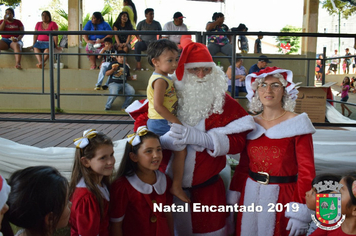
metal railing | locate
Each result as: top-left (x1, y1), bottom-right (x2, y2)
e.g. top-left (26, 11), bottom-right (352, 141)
top-left (0, 30), bottom-right (355, 126)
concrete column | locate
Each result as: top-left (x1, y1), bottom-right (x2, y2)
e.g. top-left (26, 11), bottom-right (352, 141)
top-left (302, 0), bottom-right (319, 84)
top-left (67, 0), bottom-right (82, 69)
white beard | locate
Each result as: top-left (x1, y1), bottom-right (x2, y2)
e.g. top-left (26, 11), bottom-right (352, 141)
top-left (174, 66), bottom-right (227, 127)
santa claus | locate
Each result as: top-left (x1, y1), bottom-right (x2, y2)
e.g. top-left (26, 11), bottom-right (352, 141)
top-left (126, 41), bottom-right (255, 235)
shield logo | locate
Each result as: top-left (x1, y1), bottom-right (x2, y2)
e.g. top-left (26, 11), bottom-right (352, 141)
top-left (315, 193), bottom-right (342, 225)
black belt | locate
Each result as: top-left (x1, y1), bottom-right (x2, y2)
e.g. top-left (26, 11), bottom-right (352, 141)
top-left (249, 170), bottom-right (298, 185)
top-left (183, 174), bottom-right (220, 190)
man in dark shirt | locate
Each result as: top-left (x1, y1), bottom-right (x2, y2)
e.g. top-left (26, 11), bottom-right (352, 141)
top-left (105, 50), bottom-right (135, 111)
top-left (248, 55), bottom-right (272, 74)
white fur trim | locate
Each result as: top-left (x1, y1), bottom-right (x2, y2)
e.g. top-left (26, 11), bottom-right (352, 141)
top-left (206, 115), bottom-right (255, 157)
top-left (226, 189), bottom-right (241, 205)
top-left (247, 113), bottom-right (315, 140)
top-left (207, 131), bottom-right (229, 157)
top-left (184, 62), bottom-right (216, 69)
top-left (126, 171), bottom-right (167, 195)
top-left (173, 190), bottom-right (193, 235)
top-left (240, 178), bottom-right (280, 236)
top-left (208, 115), bottom-right (255, 135)
top-left (124, 99), bottom-right (148, 120)
top-left (285, 202), bottom-right (312, 223)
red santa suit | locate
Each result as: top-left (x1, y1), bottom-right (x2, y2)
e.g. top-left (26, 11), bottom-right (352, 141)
top-left (110, 170), bottom-right (172, 236)
top-left (70, 178), bottom-right (110, 236)
top-left (229, 113), bottom-right (316, 236)
top-left (161, 94), bottom-right (255, 235)
top-left (125, 41), bottom-right (255, 235)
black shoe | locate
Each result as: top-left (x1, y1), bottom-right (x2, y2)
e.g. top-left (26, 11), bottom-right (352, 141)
top-left (105, 107), bottom-right (110, 111)
top-left (102, 85), bottom-right (108, 90)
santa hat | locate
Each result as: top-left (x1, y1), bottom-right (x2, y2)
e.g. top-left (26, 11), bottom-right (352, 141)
top-left (125, 99), bottom-right (149, 132)
top-left (245, 67), bottom-right (298, 101)
top-left (0, 175), bottom-right (10, 209)
top-left (176, 41), bottom-right (216, 81)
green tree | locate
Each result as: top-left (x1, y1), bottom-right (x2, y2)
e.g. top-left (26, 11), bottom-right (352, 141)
top-left (321, 0), bottom-right (356, 19)
top-left (0, 0), bottom-right (21, 7)
top-left (275, 25), bottom-right (302, 54)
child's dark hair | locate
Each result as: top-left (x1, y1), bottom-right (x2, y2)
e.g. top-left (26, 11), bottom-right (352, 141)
top-left (117, 50), bottom-right (126, 55)
top-left (342, 175), bottom-right (356, 208)
top-left (343, 76), bottom-right (350, 86)
top-left (147, 39), bottom-right (178, 67)
top-left (104, 37), bottom-right (113, 44)
top-left (69, 132), bottom-right (113, 219)
top-left (311, 173), bottom-right (341, 193)
top-left (212, 12), bottom-right (224, 21)
top-left (116, 131), bottom-right (160, 178)
top-left (145, 8), bottom-right (154, 15)
top-left (6, 166), bottom-right (68, 235)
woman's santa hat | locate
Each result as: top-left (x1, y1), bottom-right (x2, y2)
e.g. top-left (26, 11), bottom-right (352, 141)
top-left (176, 38), bottom-right (216, 81)
top-left (245, 66), bottom-right (299, 101)
top-left (0, 175), bottom-right (10, 209)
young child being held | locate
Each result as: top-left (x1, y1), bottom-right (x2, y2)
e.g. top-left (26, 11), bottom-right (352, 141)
top-left (305, 173), bottom-right (341, 236)
top-left (95, 37), bottom-right (117, 91)
top-left (6, 166), bottom-right (70, 236)
top-left (69, 129), bottom-right (115, 236)
top-left (146, 39), bottom-right (189, 203)
top-left (310, 174), bottom-right (356, 235)
top-left (110, 126), bottom-right (173, 236)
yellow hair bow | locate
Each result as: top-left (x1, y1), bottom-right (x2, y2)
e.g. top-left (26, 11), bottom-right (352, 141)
top-left (73, 129), bottom-right (98, 148)
top-left (127, 126), bottom-right (148, 146)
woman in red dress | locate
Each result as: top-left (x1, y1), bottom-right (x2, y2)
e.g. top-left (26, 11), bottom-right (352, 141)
top-left (229, 67), bottom-right (316, 236)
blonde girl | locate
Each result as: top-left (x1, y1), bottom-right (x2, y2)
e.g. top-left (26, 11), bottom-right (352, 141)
top-left (69, 129), bottom-right (115, 236)
top-left (110, 126), bottom-right (173, 236)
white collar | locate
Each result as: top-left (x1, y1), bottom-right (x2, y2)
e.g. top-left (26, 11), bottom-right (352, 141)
top-left (247, 113), bottom-right (316, 140)
top-left (126, 170), bottom-right (167, 195)
top-left (76, 177), bottom-right (110, 201)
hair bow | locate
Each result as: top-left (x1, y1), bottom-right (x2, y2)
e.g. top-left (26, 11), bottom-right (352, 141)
top-left (127, 126), bottom-right (148, 146)
top-left (73, 129), bottom-right (98, 148)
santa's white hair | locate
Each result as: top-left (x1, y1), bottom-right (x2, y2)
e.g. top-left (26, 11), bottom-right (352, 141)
top-left (173, 65), bottom-right (228, 126)
top-left (249, 73), bottom-right (296, 113)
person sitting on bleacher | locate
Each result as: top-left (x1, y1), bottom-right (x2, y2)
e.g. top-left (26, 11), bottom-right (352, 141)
top-left (0, 8), bottom-right (24, 69)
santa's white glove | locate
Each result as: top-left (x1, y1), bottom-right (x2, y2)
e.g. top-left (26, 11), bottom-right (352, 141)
top-left (160, 131), bottom-right (186, 151)
top-left (285, 202), bottom-right (312, 236)
top-left (169, 123), bottom-right (214, 150)
top-left (286, 218), bottom-right (308, 236)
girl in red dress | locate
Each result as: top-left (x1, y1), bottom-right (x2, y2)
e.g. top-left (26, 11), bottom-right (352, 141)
top-left (110, 126), bottom-right (174, 236)
top-left (69, 129), bottom-right (115, 236)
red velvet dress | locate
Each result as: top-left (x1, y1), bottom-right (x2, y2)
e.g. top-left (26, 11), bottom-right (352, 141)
top-left (70, 178), bottom-right (110, 236)
top-left (230, 113), bottom-right (316, 236)
top-left (110, 171), bottom-right (173, 236)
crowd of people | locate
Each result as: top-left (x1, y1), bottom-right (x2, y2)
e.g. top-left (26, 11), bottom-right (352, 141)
top-left (1, 35), bottom-right (355, 236)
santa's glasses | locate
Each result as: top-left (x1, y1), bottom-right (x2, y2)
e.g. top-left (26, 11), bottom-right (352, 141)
top-left (258, 82), bottom-right (283, 92)
top-left (187, 67), bottom-right (212, 77)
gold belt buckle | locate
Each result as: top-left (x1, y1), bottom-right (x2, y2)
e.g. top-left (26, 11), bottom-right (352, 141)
top-left (257, 171), bottom-right (269, 185)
